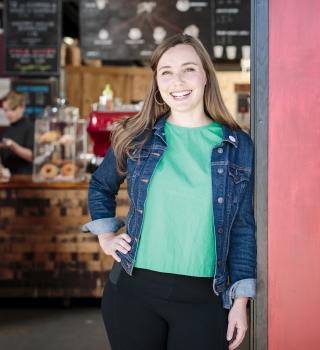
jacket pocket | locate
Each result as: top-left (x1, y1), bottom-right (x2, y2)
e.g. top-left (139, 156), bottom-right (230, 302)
top-left (129, 148), bottom-right (150, 160)
top-left (127, 148), bottom-right (150, 179)
top-left (228, 164), bottom-right (250, 184)
top-left (227, 164), bottom-right (250, 208)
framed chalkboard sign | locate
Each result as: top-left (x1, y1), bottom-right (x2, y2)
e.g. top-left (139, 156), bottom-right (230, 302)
top-left (80, 0), bottom-right (212, 61)
top-left (213, 0), bottom-right (250, 61)
top-left (3, 0), bottom-right (62, 76)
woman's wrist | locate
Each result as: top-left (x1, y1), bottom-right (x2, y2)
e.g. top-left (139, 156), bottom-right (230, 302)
top-left (98, 232), bottom-right (116, 240)
top-left (233, 296), bottom-right (249, 307)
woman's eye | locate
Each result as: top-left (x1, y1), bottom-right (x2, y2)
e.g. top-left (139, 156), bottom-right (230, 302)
top-left (161, 71), bottom-right (171, 76)
top-left (185, 67), bottom-right (195, 72)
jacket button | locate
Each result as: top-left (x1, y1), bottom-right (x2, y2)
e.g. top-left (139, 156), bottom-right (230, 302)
top-left (229, 135), bottom-right (236, 142)
top-left (141, 178), bottom-right (149, 183)
top-left (217, 168), bottom-right (224, 174)
top-left (217, 148), bottom-right (223, 154)
top-left (137, 209), bottom-right (143, 214)
top-left (217, 227), bottom-right (223, 234)
top-left (217, 197), bottom-right (224, 204)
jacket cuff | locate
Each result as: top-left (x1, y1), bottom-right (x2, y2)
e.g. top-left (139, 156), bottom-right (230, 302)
top-left (221, 278), bottom-right (256, 309)
top-left (81, 217), bottom-right (124, 235)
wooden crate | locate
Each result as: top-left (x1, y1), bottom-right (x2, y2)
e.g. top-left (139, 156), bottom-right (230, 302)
top-left (0, 176), bottom-right (129, 298)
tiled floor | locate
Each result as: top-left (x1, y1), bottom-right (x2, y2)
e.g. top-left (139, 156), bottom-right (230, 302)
top-left (0, 299), bottom-right (249, 350)
top-left (0, 299), bottom-right (111, 350)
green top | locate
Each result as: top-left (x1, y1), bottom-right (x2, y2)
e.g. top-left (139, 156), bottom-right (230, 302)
top-left (134, 120), bottom-right (223, 277)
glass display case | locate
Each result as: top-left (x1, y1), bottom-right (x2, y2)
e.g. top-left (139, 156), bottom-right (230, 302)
top-left (33, 106), bottom-right (87, 182)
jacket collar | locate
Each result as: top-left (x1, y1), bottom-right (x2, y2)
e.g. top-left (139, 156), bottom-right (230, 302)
top-left (153, 114), bottom-right (238, 148)
top-left (221, 124), bottom-right (238, 148)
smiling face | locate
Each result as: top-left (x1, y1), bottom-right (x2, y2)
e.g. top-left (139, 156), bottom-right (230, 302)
top-left (156, 44), bottom-right (207, 118)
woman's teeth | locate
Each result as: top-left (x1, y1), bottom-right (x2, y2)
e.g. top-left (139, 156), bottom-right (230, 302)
top-left (170, 90), bottom-right (192, 98)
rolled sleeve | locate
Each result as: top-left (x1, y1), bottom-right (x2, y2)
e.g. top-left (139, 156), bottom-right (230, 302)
top-left (221, 278), bottom-right (256, 309)
top-left (81, 217), bottom-right (124, 235)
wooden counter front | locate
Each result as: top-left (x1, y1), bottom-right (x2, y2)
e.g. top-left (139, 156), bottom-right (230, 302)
top-left (0, 175), bottom-right (91, 189)
top-left (0, 175), bottom-right (129, 298)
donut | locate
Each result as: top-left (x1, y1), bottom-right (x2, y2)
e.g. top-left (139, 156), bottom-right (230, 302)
top-left (61, 163), bottom-right (76, 177)
top-left (39, 131), bottom-right (60, 143)
top-left (40, 163), bottom-right (59, 179)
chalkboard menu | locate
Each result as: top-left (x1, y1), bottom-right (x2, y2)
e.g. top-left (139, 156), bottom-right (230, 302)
top-left (3, 0), bottom-right (61, 76)
top-left (0, 2), bottom-right (3, 31)
top-left (213, 0), bottom-right (250, 60)
top-left (80, 0), bottom-right (212, 61)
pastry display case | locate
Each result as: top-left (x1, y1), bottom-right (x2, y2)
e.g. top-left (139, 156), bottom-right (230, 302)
top-left (33, 106), bottom-right (87, 182)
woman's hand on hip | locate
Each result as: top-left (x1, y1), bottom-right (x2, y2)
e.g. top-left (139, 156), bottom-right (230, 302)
top-left (226, 297), bottom-right (248, 350)
top-left (97, 232), bottom-right (131, 262)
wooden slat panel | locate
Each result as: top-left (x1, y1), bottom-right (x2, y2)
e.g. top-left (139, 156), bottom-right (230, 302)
top-left (0, 175), bottom-right (129, 298)
top-left (66, 65), bottom-right (152, 117)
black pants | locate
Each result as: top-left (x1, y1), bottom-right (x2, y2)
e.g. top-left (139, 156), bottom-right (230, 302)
top-left (101, 265), bottom-right (229, 350)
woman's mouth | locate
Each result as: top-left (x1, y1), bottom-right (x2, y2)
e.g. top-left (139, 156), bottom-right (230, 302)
top-left (169, 90), bottom-right (192, 99)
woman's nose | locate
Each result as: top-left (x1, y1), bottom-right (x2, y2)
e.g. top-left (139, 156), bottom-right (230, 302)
top-left (171, 71), bottom-right (185, 85)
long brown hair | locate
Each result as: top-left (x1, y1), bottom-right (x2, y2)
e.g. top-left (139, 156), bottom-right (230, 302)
top-left (111, 34), bottom-right (240, 175)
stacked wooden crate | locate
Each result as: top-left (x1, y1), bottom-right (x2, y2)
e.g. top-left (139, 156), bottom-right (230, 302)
top-left (0, 176), bottom-right (128, 298)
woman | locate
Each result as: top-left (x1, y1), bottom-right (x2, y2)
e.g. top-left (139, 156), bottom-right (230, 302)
top-left (0, 91), bottom-right (34, 174)
top-left (83, 34), bottom-right (256, 350)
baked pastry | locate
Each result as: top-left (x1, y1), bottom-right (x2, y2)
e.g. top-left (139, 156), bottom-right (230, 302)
top-left (40, 163), bottom-right (59, 179)
top-left (39, 130), bottom-right (60, 143)
top-left (61, 163), bottom-right (76, 177)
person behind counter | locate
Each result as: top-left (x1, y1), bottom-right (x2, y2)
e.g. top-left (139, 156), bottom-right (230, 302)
top-left (0, 91), bottom-right (34, 174)
top-left (84, 34), bottom-right (256, 350)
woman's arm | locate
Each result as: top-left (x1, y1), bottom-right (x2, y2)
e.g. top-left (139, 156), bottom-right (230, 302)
top-left (224, 140), bottom-right (256, 349)
top-left (82, 146), bottom-right (126, 235)
top-left (226, 141), bottom-right (257, 306)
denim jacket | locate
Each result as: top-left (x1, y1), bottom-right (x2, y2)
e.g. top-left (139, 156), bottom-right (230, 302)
top-left (83, 114), bottom-right (257, 309)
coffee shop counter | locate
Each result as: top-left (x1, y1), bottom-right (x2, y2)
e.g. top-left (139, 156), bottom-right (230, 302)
top-left (0, 175), bottom-right (129, 298)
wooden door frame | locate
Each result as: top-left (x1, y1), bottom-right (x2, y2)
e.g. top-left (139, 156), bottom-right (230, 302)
top-left (251, 0), bottom-right (268, 349)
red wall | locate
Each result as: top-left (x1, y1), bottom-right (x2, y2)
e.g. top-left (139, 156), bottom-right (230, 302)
top-left (269, 0), bottom-right (320, 349)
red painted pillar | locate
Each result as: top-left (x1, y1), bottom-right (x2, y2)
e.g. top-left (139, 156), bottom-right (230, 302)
top-left (269, 0), bottom-right (320, 349)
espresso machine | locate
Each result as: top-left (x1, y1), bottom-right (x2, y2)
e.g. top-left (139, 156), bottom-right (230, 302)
top-left (86, 108), bottom-right (137, 171)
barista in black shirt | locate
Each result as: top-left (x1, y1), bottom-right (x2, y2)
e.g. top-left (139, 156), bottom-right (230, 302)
top-left (0, 91), bottom-right (34, 174)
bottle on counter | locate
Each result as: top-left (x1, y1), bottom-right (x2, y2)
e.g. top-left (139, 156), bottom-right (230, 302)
top-left (99, 84), bottom-right (114, 110)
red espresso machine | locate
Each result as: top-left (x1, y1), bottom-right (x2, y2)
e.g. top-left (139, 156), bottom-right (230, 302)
top-left (87, 109), bottom-right (137, 170)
